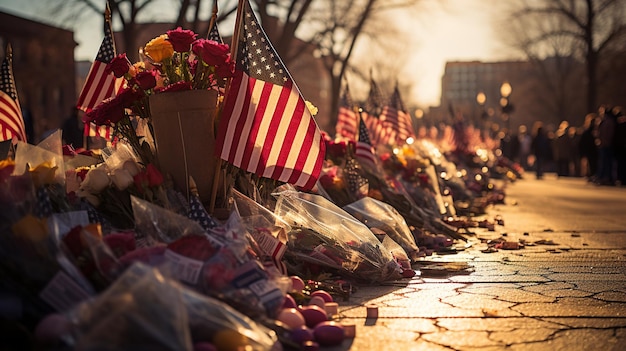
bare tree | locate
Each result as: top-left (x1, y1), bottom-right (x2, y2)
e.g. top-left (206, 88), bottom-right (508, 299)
top-left (505, 0), bottom-right (626, 114)
top-left (303, 0), bottom-right (421, 127)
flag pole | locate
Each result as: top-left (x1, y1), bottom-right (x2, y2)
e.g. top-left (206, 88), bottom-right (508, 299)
top-left (207, 0), bottom-right (218, 39)
top-left (208, 0), bottom-right (245, 214)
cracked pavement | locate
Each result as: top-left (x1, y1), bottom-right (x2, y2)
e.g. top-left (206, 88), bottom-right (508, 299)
top-left (328, 174), bottom-right (626, 350)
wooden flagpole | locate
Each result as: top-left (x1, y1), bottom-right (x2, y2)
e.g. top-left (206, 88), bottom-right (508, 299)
top-left (207, 0), bottom-right (218, 39)
top-left (208, 0), bottom-right (245, 214)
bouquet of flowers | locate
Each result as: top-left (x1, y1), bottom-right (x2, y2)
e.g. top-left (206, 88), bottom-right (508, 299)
top-left (59, 262), bottom-right (279, 351)
top-left (273, 188), bottom-right (402, 283)
top-left (82, 27), bottom-right (234, 175)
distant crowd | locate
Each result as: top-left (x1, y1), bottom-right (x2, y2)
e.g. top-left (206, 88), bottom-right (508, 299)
top-left (500, 105), bottom-right (626, 186)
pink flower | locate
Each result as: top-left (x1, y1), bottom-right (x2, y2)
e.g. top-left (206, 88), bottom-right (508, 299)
top-left (106, 53), bottom-right (132, 78)
top-left (192, 39), bottom-right (230, 66)
top-left (166, 27), bottom-right (198, 52)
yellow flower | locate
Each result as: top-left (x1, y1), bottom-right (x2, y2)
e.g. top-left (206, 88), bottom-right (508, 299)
top-left (144, 35), bottom-right (174, 63)
top-left (0, 158), bottom-right (15, 169)
top-left (29, 161), bottom-right (58, 187)
top-left (12, 214), bottom-right (48, 242)
top-left (305, 100), bottom-right (318, 116)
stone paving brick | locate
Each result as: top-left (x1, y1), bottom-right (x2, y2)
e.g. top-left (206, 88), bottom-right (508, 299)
top-left (512, 300), bottom-right (626, 317)
top-left (326, 177), bottom-right (626, 350)
top-left (595, 291), bottom-right (626, 302)
top-left (460, 285), bottom-right (556, 303)
top-left (505, 328), bottom-right (624, 351)
top-left (540, 317), bottom-right (626, 328)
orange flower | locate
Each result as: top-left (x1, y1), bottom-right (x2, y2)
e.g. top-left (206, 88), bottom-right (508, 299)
top-left (29, 161), bottom-right (58, 187)
top-left (144, 35), bottom-right (174, 63)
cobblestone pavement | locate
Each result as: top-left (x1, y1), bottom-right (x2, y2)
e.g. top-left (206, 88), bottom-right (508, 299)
top-left (328, 174), bottom-right (626, 351)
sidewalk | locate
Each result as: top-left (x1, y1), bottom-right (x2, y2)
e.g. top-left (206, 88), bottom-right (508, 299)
top-left (329, 175), bottom-right (626, 350)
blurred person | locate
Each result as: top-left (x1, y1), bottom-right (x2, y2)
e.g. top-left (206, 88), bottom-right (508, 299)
top-left (553, 121), bottom-right (571, 177)
top-left (531, 122), bottom-right (551, 179)
top-left (612, 107), bottom-right (626, 186)
top-left (595, 105), bottom-right (617, 185)
top-left (568, 126), bottom-right (582, 177)
top-left (61, 108), bottom-right (85, 149)
top-left (516, 124), bottom-right (532, 170)
top-left (579, 113), bottom-right (599, 181)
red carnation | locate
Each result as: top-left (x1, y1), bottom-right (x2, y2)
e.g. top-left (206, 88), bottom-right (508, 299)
top-left (155, 81), bottom-right (193, 93)
top-left (134, 70), bottom-right (157, 90)
top-left (106, 53), bottom-right (132, 78)
top-left (215, 56), bottom-right (235, 78)
top-left (192, 39), bottom-right (230, 66)
top-left (83, 96), bottom-right (125, 125)
top-left (167, 27), bottom-right (198, 52)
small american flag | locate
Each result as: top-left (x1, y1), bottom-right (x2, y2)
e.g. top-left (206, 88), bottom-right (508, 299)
top-left (364, 76), bottom-right (385, 118)
top-left (344, 157), bottom-right (368, 198)
top-left (379, 105), bottom-right (415, 144)
top-left (363, 111), bottom-right (396, 147)
top-left (188, 194), bottom-right (218, 232)
top-left (335, 87), bottom-right (358, 140)
top-left (84, 122), bottom-right (113, 139)
top-left (0, 45), bottom-right (27, 142)
top-left (355, 114), bottom-right (378, 170)
top-left (76, 5), bottom-right (123, 113)
top-left (207, 20), bottom-right (223, 43)
top-left (216, 0), bottom-right (325, 191)
top-left (380, 86), bottom-right (415, 144)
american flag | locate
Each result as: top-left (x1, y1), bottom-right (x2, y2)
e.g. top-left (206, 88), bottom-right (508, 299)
top-left (188, 193), bottom-right (218, 231)
top-left (363, 111), bottom-right (395, 147)
top-left (335, 87), bottom-right (358, 140)
top-left (344, 157), bottom-right (368, 198)
top-left (207, 19), bottom-right (223, 43)
top-left (355, 114), bottom-right (378, 170)
top-left (84, 122), bottom-right (112, 139)
top-left (76, 5), bottom-right (123, 113)
top-left (390, 84), bottom-right (407, 113)
top-left (379, 105), bottom-right (415, 144)
top-left (364, 76), bottom-right (385, 118)
top-left (215, 0), bottom-right (325, 191)
top-left (0, 45), bottom-right (27, 142)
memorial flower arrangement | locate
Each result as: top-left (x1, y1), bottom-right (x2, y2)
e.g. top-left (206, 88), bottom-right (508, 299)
top-left (82, 27), bottom-right (234, 166)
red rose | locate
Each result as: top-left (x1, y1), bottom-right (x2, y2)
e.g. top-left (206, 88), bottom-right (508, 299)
top-left (166, 27), bottom-right (198, 52)
top-left (134, 70), bottom-right (157, 90)
top-left (133, 170), bottom-right (148, 193)
top-left (83, 97), bottom-right (125, 125)
top-left (145, 164), bottom-right (163, 187)
top-left (155, 81), bottom-right (193, 93)
top-left (214, 56), bottom-right (235, 78)
top-left (192, 39), bottom-right (230, 66)
top-left (63, 144), bottom-right (77, 156)
top-left (116, 87), bottom-right (144, 108)
top-left (106, 53), bottom-right (132, 78)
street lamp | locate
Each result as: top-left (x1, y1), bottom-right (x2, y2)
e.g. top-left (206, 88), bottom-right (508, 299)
top-left (476, 91), bottom-right (488, 137)
top-left (499, 82), bottom-right (514, 129)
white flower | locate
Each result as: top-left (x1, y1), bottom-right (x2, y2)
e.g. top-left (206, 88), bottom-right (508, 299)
top-left (122, 159), bottom-right (141, 177)
top-left (110, 168), bottom-right (134, 191)
top-left (80, 168), bottom-right (110, 194)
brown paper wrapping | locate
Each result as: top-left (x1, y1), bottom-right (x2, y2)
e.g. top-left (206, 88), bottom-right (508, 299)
top-left (149, 89), bottom-right (219, 203)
